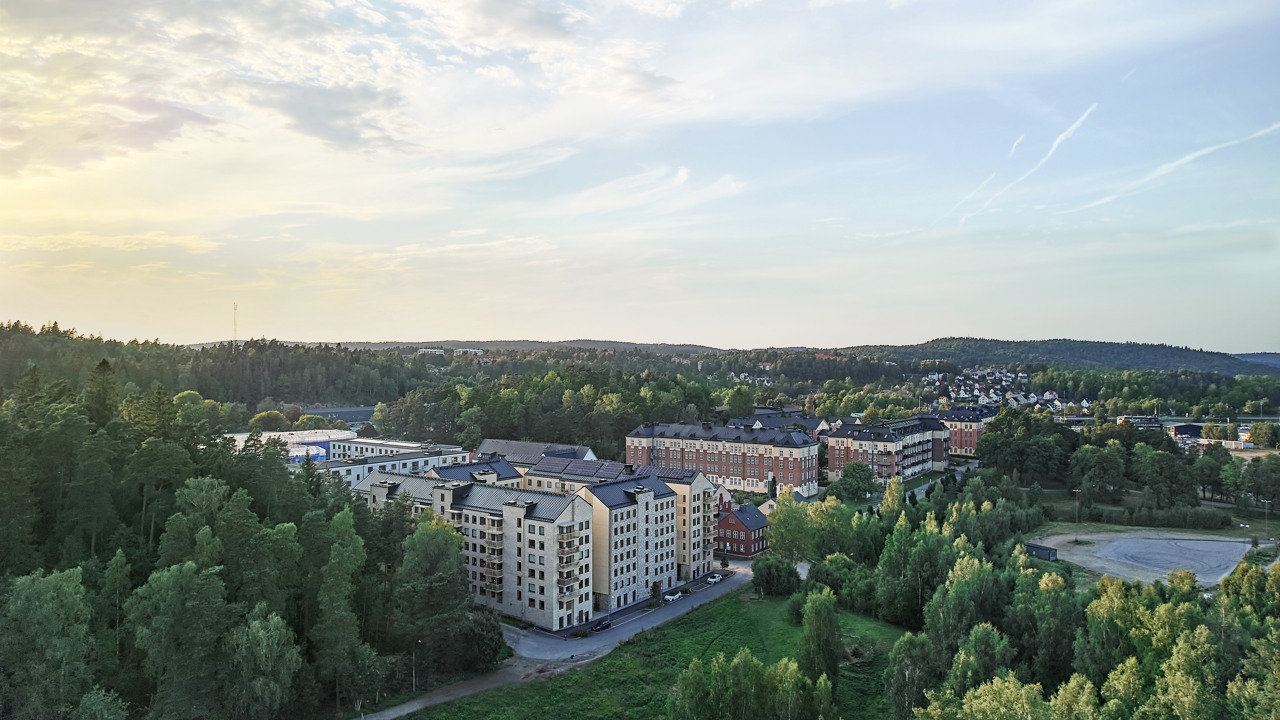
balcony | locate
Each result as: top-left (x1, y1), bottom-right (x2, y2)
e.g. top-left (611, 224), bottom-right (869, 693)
top-left (482, 534), bottom-right (504, 549)
top-left (557, 584), bottom-right (576, 599)
top-left (556, 576), bottom-right (576, 588)
top-left (557, 527), bottom-right (583, 541)
top-left (701, 539), bottom-right (716, 550)
top-left (483, 559), bottom-right (503, 572)
top-left (484, 580), bottom-right (504, 593)
top-left (558, 546), bottom-right (579, 561)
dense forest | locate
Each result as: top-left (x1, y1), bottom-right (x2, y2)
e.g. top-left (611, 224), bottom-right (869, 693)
top-left (746, 407), bottom-right (1280, 719)
top-left (0, 365), bottom-right (505, 718)
top-left (844, 337), bottom-right (1279, 376)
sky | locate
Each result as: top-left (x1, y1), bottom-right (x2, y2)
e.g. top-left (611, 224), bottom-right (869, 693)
top-left (2, 0), bottom-right (1279, 352)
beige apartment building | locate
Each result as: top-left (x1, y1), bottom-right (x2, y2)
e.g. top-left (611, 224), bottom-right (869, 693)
top-left (576, 476), bottom-right (678, 611)
top-left (351, 470), bottom-right (594, 630)
top-left (524, 458), bottom-right (718, 595)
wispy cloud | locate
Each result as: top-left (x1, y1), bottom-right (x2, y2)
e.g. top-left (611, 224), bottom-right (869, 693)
top-left (962, 103), bottom-right (1097, 223)
top-left (1008, 134), bottom-right (1025, 158)
top-left (0, 231), bottom-right (219, 254)
top-left (933, 172), bottom-right (996, 226)
top-left (1069, 120), bottom-right (1280, 212)
top-left (547, 166), bottom-right (745, 216)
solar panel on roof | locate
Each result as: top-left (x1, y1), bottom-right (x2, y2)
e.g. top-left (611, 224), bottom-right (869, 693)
top-left (537, 457), bottom-right (572, 472)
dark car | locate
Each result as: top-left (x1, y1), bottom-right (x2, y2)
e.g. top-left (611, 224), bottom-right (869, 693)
top-left (591, 619), bottom-right (612, 632)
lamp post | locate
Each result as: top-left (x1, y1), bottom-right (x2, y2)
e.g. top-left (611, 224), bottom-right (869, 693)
top-left (1262, 499), bottom-right (1273, 544)
top-left (412, 639), bottom-right (422, 692)
top-left (1072, 487), bottom-right (1081, 543)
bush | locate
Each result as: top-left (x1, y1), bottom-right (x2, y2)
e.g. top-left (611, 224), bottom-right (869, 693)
top-left (571, 627), bottom-right (589, 638)
top-left (752, 555), bottom-right (801, 597)
top-left (787, 592), bottom-right (806, 625)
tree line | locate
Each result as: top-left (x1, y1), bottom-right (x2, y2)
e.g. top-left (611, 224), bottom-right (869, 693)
top-left (0, 364), bottom-right (504, 718)
top-left (745, 467), bottom-right (1280, 719)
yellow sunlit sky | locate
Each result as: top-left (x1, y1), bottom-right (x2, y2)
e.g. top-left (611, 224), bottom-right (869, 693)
top-left (3, 0), bottom-right (1278, 351)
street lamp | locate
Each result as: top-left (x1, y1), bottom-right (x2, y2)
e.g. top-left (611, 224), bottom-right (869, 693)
top-left (1072, 488), bottom-right (1081, 543)
top-left (413, 639), bottom-right (422, 692)
top-left (1262, 499), bottom-right (1273, 544)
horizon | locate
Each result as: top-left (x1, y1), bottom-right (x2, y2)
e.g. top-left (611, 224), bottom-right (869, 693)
top-left (9, 320), bottom-right (1275, 357)
top-left (3, 1), bottom-right (1278, 351)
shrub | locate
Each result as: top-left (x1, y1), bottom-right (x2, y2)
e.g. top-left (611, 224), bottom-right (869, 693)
top-left (787, 592), bottom-right (806, 625)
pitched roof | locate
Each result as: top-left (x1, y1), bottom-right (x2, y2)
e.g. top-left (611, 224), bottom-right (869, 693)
top-left (430, 458), bottom-right (521, 484)
top-left (726, 416), bottom-right (824, 432)
top-left (627, 422), bottom-right (817, 448)
top-left (933, 405), bottom-right (1000, 423)
top-left (731, 503), bottom-right (769, 531)
top-left (447, 483), bottom-right (580, 522)
top-left (475, 439), bottom-right (595, 465)
top-left (526, 458), bottom-right (704, 486)
top-left (580, 475), bottom-right (676, 509)
top-left (351, 470), bottom-right (441, 503)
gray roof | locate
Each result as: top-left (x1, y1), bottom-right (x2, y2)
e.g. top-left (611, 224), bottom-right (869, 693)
top-left (431, 458), bottom-right (521, 483)
top-left (526, 457), bottom-right (703, 486)
top-left (475, 439), bottom-right (595, 466)
top-left (581, 475), bottom-right (676, 509)
top-left (933, 406), bottom-right (1000, 423)
top-left (828, 414), bottom-right (944, 442)
top-left (627, 422), bottom-right (817, 448)
top-left (351, 470), bottom-right (441, 503)
top-left (726, 416), bottom-right (824, 432)
top-left (731, 503), bottom-right (769, 532)
top-left (448, 483), bottom-right (580, 522)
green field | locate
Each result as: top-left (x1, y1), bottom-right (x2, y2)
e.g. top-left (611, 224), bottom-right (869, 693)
top-left (410, 591), bottom-right (905, 720)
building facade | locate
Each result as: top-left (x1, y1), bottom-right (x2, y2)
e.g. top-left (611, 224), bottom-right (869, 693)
top-left (523, 458), bottom-right (718, 584)
top-left (826, 415), bottom-right (949, 484)
top-left (577, 476), bottom-right (679, 612)
top-left (932, 406), bottom-right (999, 457)
top-left (625, 422), bottom-right (820, 497)
top-left (329, 437), bottom-right (468, 465)
top-left (716, 501), bottom-right (769, 558)
top-left (432, 481), bottom-right (595, 631)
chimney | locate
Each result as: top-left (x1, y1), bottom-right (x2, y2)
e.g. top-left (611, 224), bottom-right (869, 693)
top-left (701, 421), bottom-right (712, 430)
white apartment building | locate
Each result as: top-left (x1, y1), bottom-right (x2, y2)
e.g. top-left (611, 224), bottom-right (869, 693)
top-left (329, 437), bottom-right (468, 465)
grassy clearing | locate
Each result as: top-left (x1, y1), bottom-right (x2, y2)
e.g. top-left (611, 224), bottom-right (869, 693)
top-left (1244, 545), bottom-right (1279, 567)
top-left (1035, 519), bottom-right (1261, 541)
top-left (409, 591), bottom-right (905, 720)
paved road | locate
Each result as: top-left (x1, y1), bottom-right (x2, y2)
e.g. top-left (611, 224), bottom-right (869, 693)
top-left (361, 561), bottom-right (755, 719)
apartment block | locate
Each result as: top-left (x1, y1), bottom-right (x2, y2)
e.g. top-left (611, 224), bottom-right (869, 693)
top-left (524, 458), bottom-right (718, 585)
top-left (932, 405), bottom-right (999, 457)
top-left (826, 415), bottom-right (949, 484)
top-left (473, 439), bottom-right (597, 476)
top-left (329, 437), bottom-right (468, 466)
top-left (577, 476), bottom-right (678, 612)
top-left (350, 470), bottom-right (594, 630)
top-left (625, 422), bottom-right (820, 497)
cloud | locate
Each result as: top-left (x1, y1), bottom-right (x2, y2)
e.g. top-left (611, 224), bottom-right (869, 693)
top-left (547, 166), bottom-right (745, 216)
top-left (0, 231), bottom-right (219, 254)
top-left (933, 172), bottom-right (995, 226)
top-left (1008, 134), bottom-right (1025, 158)
top-left (1070, 120), bottom-right (1280, 212)
top-left (623, 0), bottom-right (692, 18)
top-left (962, 103), bottom-right (1097, 223)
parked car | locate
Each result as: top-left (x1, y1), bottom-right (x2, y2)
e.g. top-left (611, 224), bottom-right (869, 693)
top-left (663, 591), bottom-right (683, 603)
top-left (591, 618), bottom-right (612, 632)
top-left (706, 573), bottom-right (722, 584)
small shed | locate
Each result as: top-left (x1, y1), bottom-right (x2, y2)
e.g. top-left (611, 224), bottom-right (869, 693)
top-left (1024, 543), bottom-right (1058, 562)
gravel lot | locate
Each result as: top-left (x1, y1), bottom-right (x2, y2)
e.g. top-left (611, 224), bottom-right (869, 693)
top-left (1033, 531), bottom-right (1252, 586)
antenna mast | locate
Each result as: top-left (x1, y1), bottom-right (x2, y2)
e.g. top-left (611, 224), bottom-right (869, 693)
top-left (233, 303), bottom-right (238, 347)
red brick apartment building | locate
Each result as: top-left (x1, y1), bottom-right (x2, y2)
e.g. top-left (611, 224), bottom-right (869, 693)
top-left (626, 422), bottom-right (821, 497)
top-left (932, 406), bottom-right (1000, 457)
top-left (827, 415), bottom-right (949, 484)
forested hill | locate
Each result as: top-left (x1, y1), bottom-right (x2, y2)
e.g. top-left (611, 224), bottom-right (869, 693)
top-left (842, 338), bottom-right (1280, 375)
top-left (1236, 352), bottom-right (1280, 369)
top-left (191, 338), bottom-right (722, 355)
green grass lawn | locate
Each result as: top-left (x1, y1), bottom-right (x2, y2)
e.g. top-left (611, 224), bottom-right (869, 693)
top-left (409, 591), bottom-right (905, 720)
